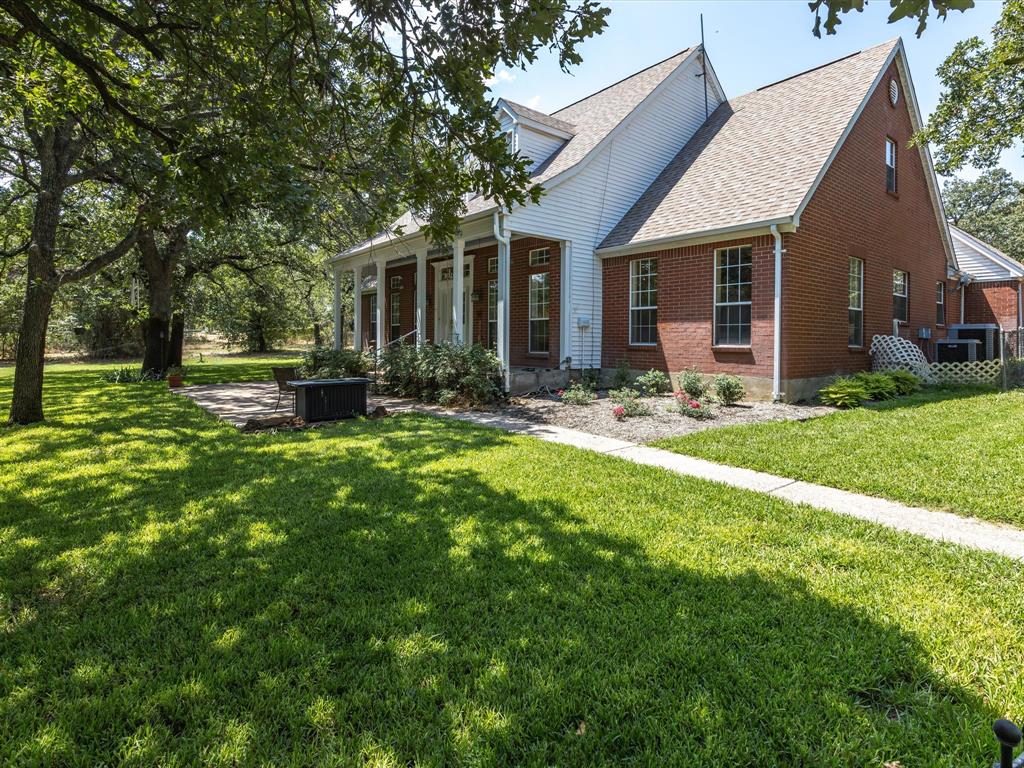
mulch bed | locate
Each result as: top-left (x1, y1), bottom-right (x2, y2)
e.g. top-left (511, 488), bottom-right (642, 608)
top-left (502, 392), bottom-right (836, 443)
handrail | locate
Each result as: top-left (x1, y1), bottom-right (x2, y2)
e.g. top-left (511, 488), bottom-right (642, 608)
top-left (373, 328), bottom-right (418, 364)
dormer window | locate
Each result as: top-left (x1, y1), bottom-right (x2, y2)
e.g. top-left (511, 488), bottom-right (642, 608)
top-left (885, 137), bottom-right (897, 193)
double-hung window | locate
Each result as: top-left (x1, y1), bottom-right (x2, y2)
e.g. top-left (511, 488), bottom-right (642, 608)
top-left (885, 138), bottom-right (897, 193)
top-left (488, 256), bottom-right (497, 274)
top-left (935, 281), bottom-right (945, 325)
top-left (848, 257), bottom-right (864, 347)
top-left (892, 270), bottom-right (909, 323)
top-left (487, 279), bottom-right (498, 350)
top-left (629, 258), bottom-right (657, 345)
top-left (714, 246), bottom-right (752, 346)
top-left (390, 293), bottom-right (401, 340)
top-left (529, 248), bottom-right (550, 266)
top-left (528, 273), bottom-right (550, 354)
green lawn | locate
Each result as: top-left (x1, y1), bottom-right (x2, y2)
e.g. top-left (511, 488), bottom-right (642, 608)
top-left (655, 387), bottom-right (1024, 527)
top-left (2, 365), bottom-right (1023, 765)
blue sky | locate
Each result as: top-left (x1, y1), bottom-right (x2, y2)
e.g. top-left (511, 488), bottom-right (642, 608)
top-left (486, 0), bottom-right (1016, 181)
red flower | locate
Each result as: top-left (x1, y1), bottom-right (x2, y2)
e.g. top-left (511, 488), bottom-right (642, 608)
top-left (689, 400), bottom-right (701, 409)
top-left (556, 389), bottom-right (565, 395)
top-left (612, 406), bottom-right (626, 419)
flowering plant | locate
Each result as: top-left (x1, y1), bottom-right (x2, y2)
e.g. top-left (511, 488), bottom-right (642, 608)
top-left (612, 405), bottom-right (626, 421)
top-left (674, 391), bottom-right (714, 419)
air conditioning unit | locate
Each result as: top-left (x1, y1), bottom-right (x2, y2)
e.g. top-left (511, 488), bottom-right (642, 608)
top-left (948, 324), bottom-right (999, 360)
top-left (935, 338), bottom-right (980, 363)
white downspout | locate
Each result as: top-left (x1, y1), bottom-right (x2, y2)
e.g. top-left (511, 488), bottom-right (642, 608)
top-left (493, 211), bottom-right (512, 391)
top-left (770, 224), bottom-right (783, 402)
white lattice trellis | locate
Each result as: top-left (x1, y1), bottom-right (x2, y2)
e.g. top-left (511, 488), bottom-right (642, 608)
top-left (929, 360), bottom-right (1003, 387)
top-left (869, 335), bottom-right (933, 382)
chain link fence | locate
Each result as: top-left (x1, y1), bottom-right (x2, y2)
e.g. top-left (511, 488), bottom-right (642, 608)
top-left (1001, 327), bottom-right (1024, 390)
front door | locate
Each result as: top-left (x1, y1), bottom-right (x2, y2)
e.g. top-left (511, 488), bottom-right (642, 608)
top-left (433, 259), bottom-right (473, 344)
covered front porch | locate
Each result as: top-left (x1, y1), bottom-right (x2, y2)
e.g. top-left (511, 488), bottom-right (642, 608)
top-left (332, 213), bottom-right (577, 390)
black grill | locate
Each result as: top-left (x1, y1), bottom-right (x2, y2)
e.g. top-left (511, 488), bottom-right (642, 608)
top-left (289, 378), bottom-right (371, 421)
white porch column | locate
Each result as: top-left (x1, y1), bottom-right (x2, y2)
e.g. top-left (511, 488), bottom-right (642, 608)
top-left (416, 247), bottom-right (427, 347)
top-left (352, 266), bottom-right (362, 352)
top-left (375, 257), bottom-right (386, 352)
top-left (496, 236), bottom-right (511, 375)
top-left (452, 235), bottom-right (465, 344)
top-left (332, 267), bottom-right (342, 350)
top-left (560, 240), bottom-right (572, 368)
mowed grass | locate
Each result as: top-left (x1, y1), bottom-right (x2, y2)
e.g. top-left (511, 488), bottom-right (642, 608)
top-left (1, 364), bottom-right (1023, 766)
top-left (655, 387), bottom-right (1024, 527)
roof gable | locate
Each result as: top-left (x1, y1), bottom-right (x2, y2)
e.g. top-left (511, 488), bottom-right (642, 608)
top-left (950, 224), bottom-right (1024, 282)
top-left (599, 40), bottom-right (900, 251)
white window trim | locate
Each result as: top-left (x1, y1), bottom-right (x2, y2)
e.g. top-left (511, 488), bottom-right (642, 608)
top-left (936, 280), bottom-right (945, 326)
top-left (528, 247), bottom-right (550, 266)
top-left (390, 292), bottom-right (401, 333)
top-left (488, 256), bottom-right (497, 274)
top-left (390, 275), bottom-right (402, 289)
top-left (848, 257), bottom-right (864, 348)
top-left (713, 245), bottom-right (753, 348)
top-left (528, 272), bottom-right (550, 354)
top-left (629, 258), bottom-right (658, 347)
top-left (885, 137), bottom-right (898, 193)
top-left (893, 269), bottom-right (909, 324)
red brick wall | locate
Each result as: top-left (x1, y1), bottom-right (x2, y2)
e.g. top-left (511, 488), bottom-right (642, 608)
top-left (601, 235), bottom-right (775, 377)
top-left (783, 60), bottom-right (950, 380)
top-left (965, 281), bottom-right (1021, 328)
top-left (510, 237), bottom-right (560, 367)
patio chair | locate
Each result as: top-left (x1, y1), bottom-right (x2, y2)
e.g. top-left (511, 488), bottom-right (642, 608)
top-left (272, 366), bottom-right (298, 412)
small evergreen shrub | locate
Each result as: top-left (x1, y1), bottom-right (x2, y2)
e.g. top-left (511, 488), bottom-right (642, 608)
top-left (886, 369), bottom-right (923, 396)
top-left (377, 342), bottom-right (503, 407)
top-left (99, 366), bottom-right (161, 384)
top-left (299, 347), bottom-right (372, 379)
top-left (612, 359), bottom-right (632, 389)
top-left (819, 377), bottom-right (870, 408)
top-left (560, 381), bottom-right (595, 406)
top-left (712, 374), bottom-right (745, 405)
top-left (674, 392), bottom-right (714, 419)
top-left (853, 371), bottom-right (898, 401)
top-left (677, 367), bottom-right (708, 400)
top-left (636, 369), bottom-right (671, 395)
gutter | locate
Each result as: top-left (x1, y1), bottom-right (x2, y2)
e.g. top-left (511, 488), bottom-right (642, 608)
top-left (770, 224), bottom-right (783, 402)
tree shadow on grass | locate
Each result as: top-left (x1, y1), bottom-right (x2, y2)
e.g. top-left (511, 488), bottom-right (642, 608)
top-left (0, 389), bottom-right (1006, 765)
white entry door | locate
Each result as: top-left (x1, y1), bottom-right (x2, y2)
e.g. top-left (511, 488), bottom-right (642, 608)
top-left (433, 259), bottom-right (473, 344)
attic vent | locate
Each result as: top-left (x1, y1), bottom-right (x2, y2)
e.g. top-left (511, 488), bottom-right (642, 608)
top-left (889, 78), bottom-right (899, 106)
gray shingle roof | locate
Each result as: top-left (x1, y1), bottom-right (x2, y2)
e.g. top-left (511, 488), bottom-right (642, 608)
top-left (500, 99), bottom-right (576, 135)
top-left (346, 48), bottom-right (695, 254)
top-left (599, 39), bottom-right (899, 251)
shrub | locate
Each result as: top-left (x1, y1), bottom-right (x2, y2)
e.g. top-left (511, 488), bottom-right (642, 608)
top-left (377, 342), bottom-right (503, 407)
top-left (886, 369), bottom-right (923, 396)
top-left (674, 392), bottom-right (714, 419)
top-left (712, 374), bottom-right (745, 406)
top-left (853, 371), bottom-right (898, 401)
top-left (99, 366), bottom-right (161, 384)
top-left (819, 377), bottom-right (870, 408)
top-left (608, 387), bottom-right (651, 417)
top-left (612, 359), bottom-right (632, 389)
top-left (612, 405), bottom-right (626, 421)
top-left (561, 381), bottom-right (595, 406)
top-left (636, 369), bottom-right (671, 395)
top-left (677, 366), bottom-right (708, 400)
top-left (299, 347), bottom-right (372, 379)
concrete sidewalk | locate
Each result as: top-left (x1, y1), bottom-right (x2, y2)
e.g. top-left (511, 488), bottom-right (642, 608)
top-left (436, 409), bottom-right (1024, 563)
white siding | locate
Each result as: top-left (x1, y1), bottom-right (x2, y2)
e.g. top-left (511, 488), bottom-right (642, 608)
top-left (507, 54), bottom-right (722, 367)
top-left (517, 127), bottom-right (566, 171)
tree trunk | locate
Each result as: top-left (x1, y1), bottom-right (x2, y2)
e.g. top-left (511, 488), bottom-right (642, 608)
top-left (138, 224), bottom-right (189, 376)
top-left (9, 270), bottom-right (55, 424)
top-left (168, 313), bottom-right (185, 367)
top-left (313, 322), bottom-right (322, 347)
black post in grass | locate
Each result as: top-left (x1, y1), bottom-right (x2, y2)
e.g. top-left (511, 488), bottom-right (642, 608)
top-left (994, 719), bottom-right (1023, 768)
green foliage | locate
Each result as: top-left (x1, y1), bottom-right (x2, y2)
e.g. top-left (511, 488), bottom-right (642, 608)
top-left (943, 170), bottom-right (1024, 263)
top-left (299, 347), bottom-right (372, 379)
top-left (853, 372), bottom-right (899, 401)
top-left (886, 369), bottom-right (924, 396)
top-left (921, 0), bottom-right (1024, 174)
top-left (612, 358), bottom-right (632, 389)
top-left (609, 387), bottom-right (651, 417)
top-left (98, 366), bottom-right (161, 384)
top-left (674, 393), bottom-right (715, 420)
top-left (635, 369), bottom-right (671, 395)
top-left (712, 374), bottom-right (745, 406)
top-left (808, 0), bottom-right (973, 38)
top-left (677, 367), bottom-right (709, 401)
top-left (819, 377), bottom-right (870, 409)
top-left (378, 342), bottom-right (503, 407)
top-left (560, 381), bottom-right (595, 406)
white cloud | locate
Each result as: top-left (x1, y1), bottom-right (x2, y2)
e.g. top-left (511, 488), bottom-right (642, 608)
top-left (525, 95), bottom-right (542, 110)
top-left (484, 69), bottom-right (517, 88)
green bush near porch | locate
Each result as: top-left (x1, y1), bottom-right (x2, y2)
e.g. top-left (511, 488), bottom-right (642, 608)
top-left (299, 347), bottom-right (373, 380)
top-left (378, 342), bottom-right (503, 406)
